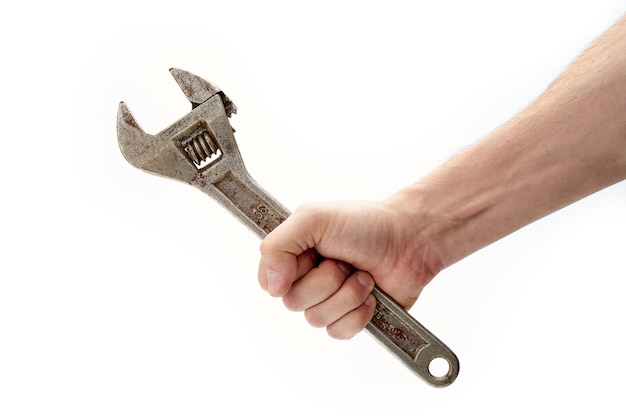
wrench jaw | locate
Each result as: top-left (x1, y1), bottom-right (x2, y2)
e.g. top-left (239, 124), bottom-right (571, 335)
top-left (116, 69), bottom-right (243, 186)
top-left (169, 68), bottom-right (237, 116)
top-left (117, 101), bottom-right (198, 184)
top-left (117, 83), bottom-right (285, 237)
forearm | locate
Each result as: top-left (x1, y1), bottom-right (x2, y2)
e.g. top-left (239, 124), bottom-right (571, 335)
top-left (388, 15), bottom-right (626, 271)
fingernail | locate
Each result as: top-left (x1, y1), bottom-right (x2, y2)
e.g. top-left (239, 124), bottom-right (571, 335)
top-left (337, 260), bottom-right (351, 274)
top-left (267, 270), bottom-right (281, 296)
top-left (357, 271), bottom-right (372, 287)
top-left (364, 295), bottom-right (375, 307)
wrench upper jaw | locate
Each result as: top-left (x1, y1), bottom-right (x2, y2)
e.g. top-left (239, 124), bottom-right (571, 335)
top-left (117, 101), bottom-right (197, 184)
top-left (169, 68), bottom-right (237, 116)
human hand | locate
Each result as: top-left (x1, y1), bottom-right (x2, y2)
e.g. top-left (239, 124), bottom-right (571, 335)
top-left (258, 200), bottom-right (441, 339)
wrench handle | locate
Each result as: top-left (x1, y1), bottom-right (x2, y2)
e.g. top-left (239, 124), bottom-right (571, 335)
top-left (367, 286), bottom-right (458, 386)
top-left (200, 169), bottom-right (459, 387)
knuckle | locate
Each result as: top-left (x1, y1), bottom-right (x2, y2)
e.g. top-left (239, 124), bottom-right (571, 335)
top-left (361, 300), bottom-right (377, 325)
top-left (294, 202), bottom-right (319, 215)
top-left (281, 294), bottom-right (301, 312)
top-left (326, 301), bottom-right (375, 341)
top-left (326, 324), bottom-right (354, 340)
top-left (319, 260), bottom-right (347, 289)
top-left (293, 203), bottom-right (327, 230)
top-left (304, 309), bottom-right (327, 328)
top-left (258, 237), bottom-right (273, 255)
top-left (345, 281), bottom-right (370, 307)
top-left (324, 272), bottom-right (346, 292)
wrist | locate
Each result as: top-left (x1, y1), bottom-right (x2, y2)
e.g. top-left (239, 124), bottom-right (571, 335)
top-left (383, 137), bottom-right (518, 270)
top-left (383, 184), bottom-right (469, 274)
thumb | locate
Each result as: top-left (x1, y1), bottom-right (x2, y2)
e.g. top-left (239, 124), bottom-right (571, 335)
top-left (259, 205), bottom-right (326, 296)
top-left (258, 250), bottom-right (297, 297)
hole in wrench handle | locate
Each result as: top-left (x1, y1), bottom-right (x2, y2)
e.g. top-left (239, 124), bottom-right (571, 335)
top-left (365, 287), bottom-right (459, 387)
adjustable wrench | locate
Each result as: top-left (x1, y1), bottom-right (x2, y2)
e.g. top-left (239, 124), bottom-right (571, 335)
top-left (117, 69), bottom-right (459, 387)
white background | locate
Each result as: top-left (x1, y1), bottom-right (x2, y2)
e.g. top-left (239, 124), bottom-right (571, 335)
top-left (1, 1), bottom-right (625, 416)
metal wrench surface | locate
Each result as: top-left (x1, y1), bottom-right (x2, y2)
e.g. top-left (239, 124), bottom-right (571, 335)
top-left (117, 69), bottom-right (459, 387)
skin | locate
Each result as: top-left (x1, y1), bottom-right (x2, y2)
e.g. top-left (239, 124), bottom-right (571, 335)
top-left (258, 15), bottom-right (626, 340)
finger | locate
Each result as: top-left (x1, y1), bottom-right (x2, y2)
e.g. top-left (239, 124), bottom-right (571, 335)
top-left (258, 248), bottom-right (318, 294)
top-left (326, 294), bottom-right (377, 340)
top-left (304, 271), bottom-right (375, 329)
top-left (281, 259), bottom-right (352, 312)
top-left (295, 248), bottom-right (320, 278)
